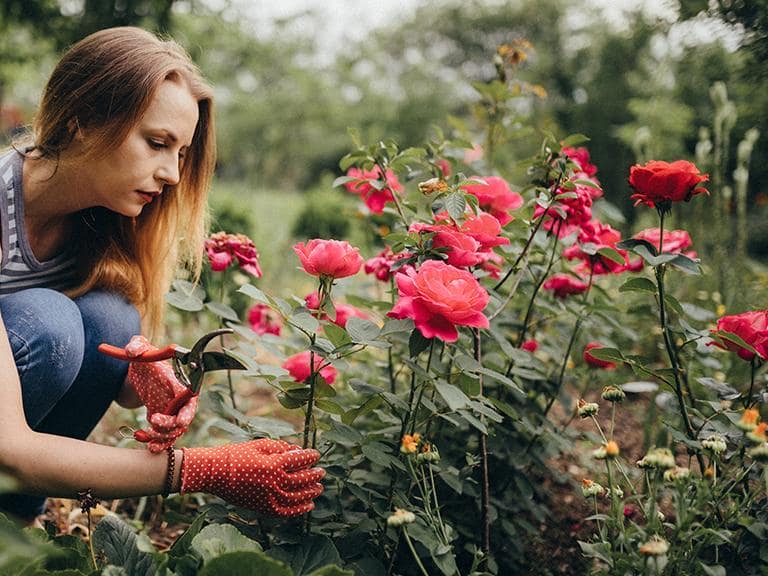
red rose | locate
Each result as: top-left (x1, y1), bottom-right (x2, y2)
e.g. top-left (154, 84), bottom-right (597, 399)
top-left (583, 342), bottom-right (617, 369)
top-left (522, 339), bottom-right (538, 352)
top-left (364, 247), bottom-right (408, 282)
top-left (562, 146), bottom-right (598, 178)
top-left (710, 310), bottom-right (768, 361)
top-left (563, 220), bottom-right (629, 275)
top-left (344, 166), bottom-right (403, 214)
top-left (247, 304), bottom-right (282, 336)
top-left (629, 160), bottom-right (709, 209)
top-left (293, 239), bottom-right (363, 279)
top-left (533, 180), bottom-right (594, 238)
top-left (282, 351), bottom-right (338, 385)
top-left (387, 260), bottom-right (489, 342)
top-left (461, 176), bottom-right (523, 226)
top-left (410, 222), bottom-right (486, 268)
top-left (543, 274), bottom-right (589, 299)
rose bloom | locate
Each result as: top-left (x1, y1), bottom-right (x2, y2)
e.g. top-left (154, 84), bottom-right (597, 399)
top-left (629, 160), bottom-right (709, 209)
top-left (436, 158), bottom-right (452, 178)
top-left (584, 342), bottom-right (617, 369)
top-left (304, 292), bottom-right (367, 328)
top-left (388, 260), bottom-right (489, 342)
top-left (344, 166), bottom-right (403, 214)
top-left (521, 339), bottom-right (538, 352)
top-left (543, 273), bottom-right (589, 299)
top-left (282, 351), bottom-right (338, 385)
top-left (410, 222), bottom-right (486, 268)
top-left (534, 181), bottom-right (594, 238)
top-left (461, 176), bottom-right (523, 226)
top-left (293, 239), bottom-right (363, 279)
top-left (633, 228), bottom-right (694, 255)
top-left (364, 247), bottom-right (408, 282)
top-left (247, 304), bottom-right (282, 336)
top-left (205, 231), bottom-right (263, 277)
top-left (454, 212), bottom-right (510, 251)
top-left (562, 146), bottom-right (598, 178)
top-left (563, 220), bottom-right (630, 275)
top-left (709, 310), bottom-right (768, 361)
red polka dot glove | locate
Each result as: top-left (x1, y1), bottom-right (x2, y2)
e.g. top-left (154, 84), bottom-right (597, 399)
top-left (124, 335), bottom-right (199, 453)
top-left (180, 439), bottom-right (325, 517)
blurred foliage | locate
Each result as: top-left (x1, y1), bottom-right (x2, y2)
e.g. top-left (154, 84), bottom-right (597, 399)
top-left (291, 189), bottom-right (351, 241)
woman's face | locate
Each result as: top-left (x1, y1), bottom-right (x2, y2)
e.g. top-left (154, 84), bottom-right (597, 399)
top-left (80, 79), bottom-right (200, 217)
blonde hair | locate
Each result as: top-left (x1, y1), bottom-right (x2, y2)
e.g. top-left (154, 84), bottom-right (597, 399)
top-left (32, 27), bottom-right (215, 337)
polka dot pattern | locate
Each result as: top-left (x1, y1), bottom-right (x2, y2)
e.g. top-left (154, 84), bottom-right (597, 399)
top-left (181, 439), bottom-right (325, 517)
top-left (124, 335), bottom-right (199, 453)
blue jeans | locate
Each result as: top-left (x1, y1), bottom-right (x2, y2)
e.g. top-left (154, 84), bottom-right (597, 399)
top-left (0, 288), bottom-right (140, 520)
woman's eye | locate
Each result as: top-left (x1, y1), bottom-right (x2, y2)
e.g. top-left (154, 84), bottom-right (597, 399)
top-left (148, 139), bottom-right (166, 149)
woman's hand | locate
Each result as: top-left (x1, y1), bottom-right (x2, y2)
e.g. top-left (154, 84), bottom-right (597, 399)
top-left (180, 439), bottom-right (325, 516)
top-left (123, 335), bottom-right (198, 452)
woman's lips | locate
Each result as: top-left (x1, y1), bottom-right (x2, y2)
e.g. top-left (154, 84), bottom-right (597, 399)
top-left (136, 191), bottom-right (157, 203)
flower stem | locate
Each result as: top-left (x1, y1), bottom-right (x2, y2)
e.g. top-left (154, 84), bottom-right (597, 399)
top-left (655, 210), bottom-right (705, 473)
top-left (747, 356), bottom-right (756, 408)
top-left (219, 270), bottom-right (237, 411)
top-left (403, 528), bottom-right (431, 576)
top-left (473, 328), bottom-right (491, 562)
top-left (303, 346), bottom-right (317, 450)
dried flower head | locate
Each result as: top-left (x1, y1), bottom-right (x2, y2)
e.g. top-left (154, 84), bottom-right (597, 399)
top-left (663, 466), bottom-right (691, 483)
top-left (639, 536), bottom-right (669, 557)
top-left (748, 443), bottom-right (768, 463)
top-left (701, 434), bottom-right (727, 455)
top-left (637, 447), bottom-right (676, 470)
top-left (578, 399), bottom-right (599, 418)
top-left (581, 478), bottom-right (605, 498)
top-left (601, 385), bottom-right (626, 403)
top-left (418, 177), bottom-right (449, 195)
top-left (387, 508), bottom-right (416, 527)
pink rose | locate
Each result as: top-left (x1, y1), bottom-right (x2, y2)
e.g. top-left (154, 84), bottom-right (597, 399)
top-left (583, 342), bottom-right (616, 369)
top-left (543, 274), bottom-right (589, 299)
top-left (563, 220), bottom-right (629, 275)
top-left (387, 260), bottom-right (489, 342)
top-left (455, 212), bottom-right (510, 251)
top-left (633, 228), bottom-right (694, 254)
top-left (247, 304), bottom-right (282, 336)
top-left (205, 231), bottom-right (263, 277)
top-left (411, 222), bottom-right (485, 268)
top-left (344, 166), bottom-right (403, 214)
top-left (562, 146), bottom-right (598, 178)
top-left (533, 180), bottom-right (594, 238)
top-left (461, 176), bottom-right (523, 226)
top-left (293, 239), bottom-right (363, 279)
top-left (709, 310), bottom-right (768, 361)
top-left (282, 351), bottom-right (338, 385)
top-left (436, 159), bottom-right (452, 178)
top-left (304, 293), bottom-right (367, 328)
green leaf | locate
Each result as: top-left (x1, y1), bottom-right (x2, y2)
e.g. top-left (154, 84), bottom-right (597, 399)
top-left (47, 534), bottom-right (93, 573)
top-left (314, 399), bottom-right (345, 415)
top-left (169, 513), bottom-right (208, 559)
top-left (206, 301), bottom-right (240, 322)
top-left (618, 277), bottom-right (657, 294)
top-left (585, 347), bottom-right (625, 363)
top-left (308, 566), bottom-right (355, 576)
top-left (443, 191), bottom-right (467, 221)
top-left (667, 253), bottom-right (702, 275)
top-left (323, 323), bottom-right (351, 348)
top-left (290, 312), bottom-right (320, 335)
top-left (561, 133), bottom-right (590, 147)
top-left (616, 238), bottom-right (657, 256)
top-left (597, 247), bottom-right (626, 266)
top-left (664, 294), bottom-right (685, 316)
top-left (700, 564), bottom-right (726, 576)
top-left (435, 381), bottom-right (471, 411)
top-left (238, 284), bottom-right (270, 305)
top-left (345, 317), bottom-right (380, 343)
top-left (245, 416), bottom-right (296, 438)
top-left (361, 443), bottom-right (405, 471)
top-left (331, 176), bottom-right (356, 188)
top-left (166, 289), bottom-right (204, 312)
top-left (191, 524), bottom-right (261, 563)
top-left (92, 515), bottom-right (157, 576)
top-left (712, 330), bottom-right (759, 356)
top-left (268, 536), bottom-right (343, 576)
top-left (408, 329), bottom-right (432, 357)
top-left (342, 395), bottom-right (383, 425)
top-left (199, 551), bottom-right (291, 576)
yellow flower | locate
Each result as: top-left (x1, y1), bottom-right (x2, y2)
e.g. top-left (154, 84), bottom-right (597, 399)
top-left (604, 441), bottom-right (620, 458)
top-left (387, 508), bottom-right (416, 527)
top-left (400, 433), bottom-right (421, 454)
top-left (747, 422), bottom-right (768, 445)
top-left (716, 304), bottom-right (726, 316)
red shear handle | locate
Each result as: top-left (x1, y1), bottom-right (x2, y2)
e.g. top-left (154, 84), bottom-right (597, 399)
top-left (163, 388), bottom-right (197, 416)
top-left (98, 343), bottom-right (178, 362)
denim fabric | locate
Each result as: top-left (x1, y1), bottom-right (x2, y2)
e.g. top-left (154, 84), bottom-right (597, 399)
top-left (0, 288), bottom-right (140, 520)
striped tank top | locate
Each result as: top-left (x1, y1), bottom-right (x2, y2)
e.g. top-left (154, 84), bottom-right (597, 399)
top-left (0, 149), bottom-right (78, 295)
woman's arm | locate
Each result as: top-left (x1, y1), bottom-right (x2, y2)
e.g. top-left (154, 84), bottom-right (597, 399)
top-left (0, 311), bottom-right (181, 499)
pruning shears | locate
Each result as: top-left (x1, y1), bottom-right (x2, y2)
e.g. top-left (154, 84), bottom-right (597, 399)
top-left (98, 328), bottom-right (247, 416)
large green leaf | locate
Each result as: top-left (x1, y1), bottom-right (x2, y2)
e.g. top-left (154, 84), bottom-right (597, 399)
top-left (198, 551), bottom-right (291, 576)
top-left (191, 524), bottom-right (262, 563)
top-left (267, 535), bottom-right (343, 576)
top-left (91, 515), bottom-right (157, 576)
top-left (168, 512), bottom-right (208, 559)
top-left (434, 381), bottom-right (471, 411)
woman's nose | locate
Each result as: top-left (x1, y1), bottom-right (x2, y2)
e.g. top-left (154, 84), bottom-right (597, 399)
top-left (156, 155), bottom-right (180, 186)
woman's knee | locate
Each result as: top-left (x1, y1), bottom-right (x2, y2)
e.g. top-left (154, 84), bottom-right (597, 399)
top-left (74, 290), bottom-right (141, 348)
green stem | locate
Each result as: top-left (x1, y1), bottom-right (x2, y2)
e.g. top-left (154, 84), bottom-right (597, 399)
top-left (219, 271), bottom-right (237, 411)
top-left (655, 210), bottom-right (705, 473)
top-left (375, 160), bottom-right (409, 229)
top-left (473, 328), bottom-right (490, 562)
top-left (746, 357), bottom-right (756, 408)
top-left (403, 528), bottom-right (431, 576)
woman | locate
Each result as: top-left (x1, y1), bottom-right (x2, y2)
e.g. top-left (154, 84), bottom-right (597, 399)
top-left (0, 27), bottom-right (323, 522)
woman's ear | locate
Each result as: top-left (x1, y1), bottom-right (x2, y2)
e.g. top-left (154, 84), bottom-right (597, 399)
top-left (67, 117), bottom-right (84, 141)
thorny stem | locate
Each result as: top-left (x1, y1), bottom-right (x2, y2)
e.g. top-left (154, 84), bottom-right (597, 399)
top-left (747, 357), bottom-right (757, 408)
top-left (375, 160), bottom-right (409, 229)
top-left (302, 348), bottom-right (317, 450)
top-left (655, 210), bottom-right (705, 473)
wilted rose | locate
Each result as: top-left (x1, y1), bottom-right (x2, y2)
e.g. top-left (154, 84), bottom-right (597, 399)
top-left (629, 160), bottom-right (709, 209)
top-left (282, 350), bottom-right (338, 385)
top-left (293, 239), bottom-right (363, 279)
top-left (205, 231), bottom-right (263, 277)
top-left (387, 260), bottom-right (489, 342)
